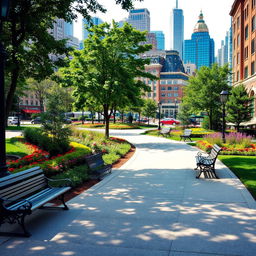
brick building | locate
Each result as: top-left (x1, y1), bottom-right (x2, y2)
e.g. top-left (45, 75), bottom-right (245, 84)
top-left (230, 0), bottom-right (256, 124)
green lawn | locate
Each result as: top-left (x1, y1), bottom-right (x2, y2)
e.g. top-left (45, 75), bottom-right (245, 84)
top-left (218, 155), bottom-right (256, 199)
top-left (6, 138), bottom-right (31, 157)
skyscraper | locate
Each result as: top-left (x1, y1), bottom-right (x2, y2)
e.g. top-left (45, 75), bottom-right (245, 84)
top-left (82, 17), bottom-right (104, 41)
top-left (64, 22), bottom-right (73, 37)
top-left (170, 0), bottom-right (184, 57)
top-left (127, 8), bottom-right (150, 32)
top-left (151, 31), bottom-right (165, 50)
top-left (183, 11), bottom-right (215, 69)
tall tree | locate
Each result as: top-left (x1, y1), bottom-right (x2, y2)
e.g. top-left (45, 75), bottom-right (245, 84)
top-left (60, 21), bottom-right (156, 137)
top-left (226, 84), bottom-right (253, 131)
top-left (142, 99), bottom-right (157, 125)
top-left (3, 0), bottom-right (143, 121)
top-left (177, 103), bottom-right (192, 128)
top-left (182, 64), bottom-right (230, 130)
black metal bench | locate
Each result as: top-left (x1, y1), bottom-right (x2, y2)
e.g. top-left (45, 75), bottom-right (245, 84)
top-left (85, 152), bottom-right (112, 179)
top-left (0, 167), bottom-right (71, 237)
top-left (195, 144), bottom-right (222, 179)
top-left (159, 127), bottom-right (171, 137)
top-left (180, 129), bottom-right (192, 141)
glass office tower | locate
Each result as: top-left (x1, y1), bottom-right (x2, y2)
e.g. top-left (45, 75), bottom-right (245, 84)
top-left (183, 11), bottom-right (215, 69)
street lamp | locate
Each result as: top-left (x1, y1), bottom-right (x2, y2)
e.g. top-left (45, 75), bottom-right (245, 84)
top-left (174, 99), bottom-right (178, 119)
top-left (220, 90), bottom-right (229, 143)
top-left (0, 0), bottom-right (11, 178)
top-left (158, 101), bottom-right (162, 130)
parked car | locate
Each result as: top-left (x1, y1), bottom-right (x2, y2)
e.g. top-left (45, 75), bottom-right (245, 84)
top-left (31, 117), bottom-right (41, 124)
top-left (8, 116), bottom-right (19, 125)
top-left (160, 118), bottom-right (180, 125)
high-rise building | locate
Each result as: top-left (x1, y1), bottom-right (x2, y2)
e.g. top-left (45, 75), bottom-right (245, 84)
top-left (64, 22), bottom-right (73, 37)
top-left (127, 8), bottom-right (150, 32)
top-left (230, 0), bottom-right (256, 125)
top-left (151, 31), bottom-right (165, 50)
top-left (183, 11), bottom-right (215, 70)
top-left (170, 0), bottom-right (184, 57)
top-left (82, 17), bottom-right (104, 41)
top-left (217, 30), bottom-right (232, 67)
top-left (141, 50), bottom-right (188, 118)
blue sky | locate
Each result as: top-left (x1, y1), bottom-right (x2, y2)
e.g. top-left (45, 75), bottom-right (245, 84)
top-left (74, 0), bottom-right (234, 53)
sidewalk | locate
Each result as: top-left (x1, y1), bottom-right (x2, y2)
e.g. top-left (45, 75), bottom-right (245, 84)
top-left (1, 130), bottom-right (256, 256)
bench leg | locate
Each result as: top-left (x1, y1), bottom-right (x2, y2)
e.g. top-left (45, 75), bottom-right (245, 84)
top-left (60, 194), bottom-right (69, 210)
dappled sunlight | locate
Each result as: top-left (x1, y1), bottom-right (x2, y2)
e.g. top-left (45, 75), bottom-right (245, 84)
top-left (52, 232), bottom-right (79, 244)
top-left (30, 246), bottom-right (47, 251)
top-left (60, 252), bottom-right (75, 256)
top-left (171, 224), bottom-right (209, 239)
top-left (116, 208), bottom-right (136, 215)
top-left (73, 220), bottom-right (96, 228)
top-left (243, 232), bottom-right (256, 243)
top-left (210, 234), bottom-right (239, 242)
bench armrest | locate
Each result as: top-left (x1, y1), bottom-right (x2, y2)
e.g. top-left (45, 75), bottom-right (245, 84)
top-left (46, 177), bottom-right (73, 188)
top-left (0, 198), bottom-right (32, 212)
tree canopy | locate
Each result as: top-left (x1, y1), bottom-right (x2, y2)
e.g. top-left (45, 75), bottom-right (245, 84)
top-left (60, 21), bottom-right (156, 137)
top-left (226, 84), bottom-right (253, 131)
top-left (3, 0), bottom-right (143, 119)
top-left (182, 64), bottom-right (230, 130)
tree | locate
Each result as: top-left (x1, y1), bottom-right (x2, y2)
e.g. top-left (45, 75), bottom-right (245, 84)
top-left (142, 99), bottom-right (157, 125)
top-left (177, 103), bottom-right (192, 128)
top-left (182, 64), bottom-right (230, 130)
top-left (60, 21), bottom-right (156, 137)
top-left (226, 84), bottom-right (253, 131)
top-left (3, 0), bottom-right (144, 121)
top-left (26, 78), bottom-right (54, 112)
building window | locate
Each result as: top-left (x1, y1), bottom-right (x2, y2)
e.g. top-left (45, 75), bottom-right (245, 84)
top-left (237, 52), bottom-right (240, 64)
top-left (26, 100), bottom-right (28, 105)
top-left (237, 16), bottom-right (240, 29)
top-left (148, 93), bottom-right (151, 97)
top-left (244, 5), bottom-right (249, 20)
top-left (233, 22), bottom-right (236, 33)
top-left (174, 87), bottom-right (179, 91)
top-left (252, 16), bottom-right (256, 32)
top-left (245, 25), bottom-right (249, 40)
top-left (168, 87), bottom-right (172, 91)
top-left (237, 71), bottom-right (240, 81)
top-left (174, 93), bottom-right (179, 97)
top-left (252, 39), bottom-right (255, 54)
top-left (233, 39), bottom-right (236, 50)
top-left (233, 56), bottom-right (236, 67)
top-left (161, 87), bottom-right (165, 90)
top-left (251, 61), bottom-right (255, 75)
top-left (167, 93), bottom-right (172, 97)
top-left (161, 93), bottom-right (166, 97)
top-left (160, 80), bottom-right (165, 85)
top-left (237, 34), bottom-right (240, 47)
top-left (245, 46), bottom-right (249, 59)
top-left (253, 0), bottom-right (256, 9)
top-left (245, 66), bottom-right (248, 78)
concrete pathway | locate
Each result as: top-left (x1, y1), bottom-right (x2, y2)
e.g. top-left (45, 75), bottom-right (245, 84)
top-left (1, 129), bottom-right (256, 256)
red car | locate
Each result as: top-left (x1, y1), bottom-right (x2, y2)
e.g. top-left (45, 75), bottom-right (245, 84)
top-left (160, 118), bottom-right (180, 125)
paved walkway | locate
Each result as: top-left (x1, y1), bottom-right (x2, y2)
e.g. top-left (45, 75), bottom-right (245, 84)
top-left (1, 130), bottom-right (256, 256)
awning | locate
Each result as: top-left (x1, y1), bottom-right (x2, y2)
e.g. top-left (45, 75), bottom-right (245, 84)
top-left (241, 117), bottom-right (256, 126)
top-left (22, 109), bottom-right (41, 114)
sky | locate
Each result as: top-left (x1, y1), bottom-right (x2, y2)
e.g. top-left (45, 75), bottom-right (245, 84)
top-left (74, 0), bottom-right (235, 54)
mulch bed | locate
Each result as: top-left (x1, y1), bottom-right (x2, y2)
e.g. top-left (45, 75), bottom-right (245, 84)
top-left (52, 145), bottom-right (136, 204)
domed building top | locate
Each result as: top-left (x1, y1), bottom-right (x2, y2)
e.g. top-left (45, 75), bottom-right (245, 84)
top-left (193, 11), bottom-right (209, 33)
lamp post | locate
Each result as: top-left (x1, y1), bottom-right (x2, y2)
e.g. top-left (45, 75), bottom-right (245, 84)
top-left (220, 90), bottom-right (229, 144)
top-left (0, 0), bottom-right (11, 178)
top-left (158, 101), bottom-right (162, 130)
top-left (174, 99), bottom-right (178, 119)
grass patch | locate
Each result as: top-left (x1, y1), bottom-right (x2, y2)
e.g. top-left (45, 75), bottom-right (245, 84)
top-left (6, 137), bottom-right (32, 157)
top-left (218, 155), bottom-right (256, 199)
top-left (6, 126), bottom-right (27, 131)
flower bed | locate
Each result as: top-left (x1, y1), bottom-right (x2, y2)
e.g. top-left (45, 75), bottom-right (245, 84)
top-left (9, 141), bottom-right (91, 176)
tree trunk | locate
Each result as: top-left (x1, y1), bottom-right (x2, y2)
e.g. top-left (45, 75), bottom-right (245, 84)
top-left (91, 111), bottom-right (94, 124)
top-left (121, 111), bottom-right (124, 123)
top-left (209, 110), bottom-right (213, 130)
top-left (103, 105), bottom-right (110, 138)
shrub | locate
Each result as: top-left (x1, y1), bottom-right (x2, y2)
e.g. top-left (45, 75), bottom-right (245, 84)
top-left (225, 132), bottom-right (252, 148)
top-left (103, 153), bottom-right (120, 164)
top-left (204, 132), bottom-right (223, 146)
top-left (24, 127), bottom-right (70, 156)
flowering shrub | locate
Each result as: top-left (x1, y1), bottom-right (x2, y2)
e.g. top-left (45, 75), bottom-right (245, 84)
top-left (203, 132), bottom-right (223, 146)
top-left (196, 140), bottom-right (256, 156)
top-left (9, 141), bottom-right (91, 176)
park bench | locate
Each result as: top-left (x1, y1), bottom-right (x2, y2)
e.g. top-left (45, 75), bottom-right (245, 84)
top-left (85, 152), bottom-right (112, 179)
top-left (0, 167), bottom-right (71, 237)
top-left (180, 129), bottom-right (192, 141)
top-left (195, 144), bottom-right (222, 179)
top-left (159, 127), bottom-right (171, 137)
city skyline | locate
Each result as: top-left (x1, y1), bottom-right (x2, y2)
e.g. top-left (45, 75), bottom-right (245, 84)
top-left (73, 0), bottom-right (234, 54)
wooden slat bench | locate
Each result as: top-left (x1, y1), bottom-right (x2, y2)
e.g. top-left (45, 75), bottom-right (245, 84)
top-left (195, 144), bottom-right (222, 179)
top-left (159, 127), bottom-right (171, 137)
top-left (0, 167), bottom-right (71, 237)
top-left (180, 129), bottom-right (192, 141)
top-left (85, 152), bottom-right (112, 179)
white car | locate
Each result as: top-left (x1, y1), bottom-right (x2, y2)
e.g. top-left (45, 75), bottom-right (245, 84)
top-left (8, 116), bottom-right (19, 125)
